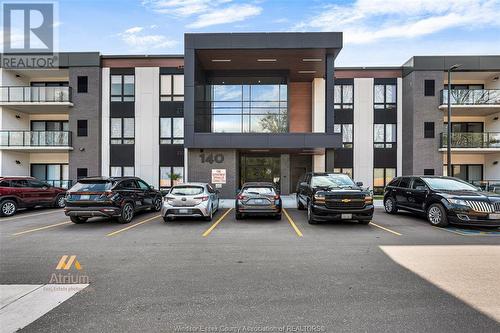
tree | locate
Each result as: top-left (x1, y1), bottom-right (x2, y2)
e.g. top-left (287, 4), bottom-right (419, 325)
top-left (258, 114), bottom-right (287, 133)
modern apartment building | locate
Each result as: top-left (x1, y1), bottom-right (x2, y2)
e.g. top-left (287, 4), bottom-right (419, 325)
top-left (1, 32), bottom-right (499, 197)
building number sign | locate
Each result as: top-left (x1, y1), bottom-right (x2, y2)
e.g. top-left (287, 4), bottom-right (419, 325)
top-left (199, 153), bottom-right (224, 164)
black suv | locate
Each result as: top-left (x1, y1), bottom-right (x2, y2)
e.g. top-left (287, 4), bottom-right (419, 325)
top-left (64, 177), bottom-right (163, 224)
top-left (296, 173), bottom-right (374, 224)
top-left (383, 176), bottom-right (500, 227)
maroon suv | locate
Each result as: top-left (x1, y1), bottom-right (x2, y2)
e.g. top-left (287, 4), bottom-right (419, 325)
top-left (0, 177), bottom-right (67, 217)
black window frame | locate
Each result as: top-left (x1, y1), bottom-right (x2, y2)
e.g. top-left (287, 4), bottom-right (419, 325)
top-left (160, 117), bottom-right (184, 144)
top-left (160, 74), bottom-right (184, 101)
top-left (334, 83), bottom-right (354, 110)
top-left (333, 123), bottom-right (353, 148)
top-left (424, 80), bottom-right (435, 96)
top-left (424, 122), bottom-right (435, 138)
top-left (374, 123), bottom-right (397, 148)
top-left (374, 83), bottom-right (397, 110)
top-left (423, 169), bottom-right (435, 176)
top-left (110, 74), bottom-right (135, 102)
top-left (110, 117), bottom-right (135, 145)
top-left (77, 120), bottom-right (88, 137)
top-left (77, 76), bottom-right (88, 93)
top-left (77, 168), bottom-right (88, 180)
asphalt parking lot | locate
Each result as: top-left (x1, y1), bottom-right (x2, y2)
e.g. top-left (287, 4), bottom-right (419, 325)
top-left (1, 207), bottom-right (500, 332)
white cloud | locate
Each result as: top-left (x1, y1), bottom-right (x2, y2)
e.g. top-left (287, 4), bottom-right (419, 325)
top-left (294, 0), bottom-right (500, 44)
top-left (142, 0), bottom-right (262, 28)
top-left (119, 26), bottom-right (177, 51)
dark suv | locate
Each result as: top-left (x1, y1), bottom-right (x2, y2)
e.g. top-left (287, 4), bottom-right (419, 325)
top-left (383, 176), bottom-right (500, 227)
top-left (296, 173), bottom-right (374, 224)
top-left (64, 176), bottom-right (163, 224)
top-left (0, 177), bottom-right (66, 217)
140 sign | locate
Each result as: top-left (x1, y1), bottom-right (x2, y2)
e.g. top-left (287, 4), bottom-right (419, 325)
top-left (199, 153), bottom-right (224, 164)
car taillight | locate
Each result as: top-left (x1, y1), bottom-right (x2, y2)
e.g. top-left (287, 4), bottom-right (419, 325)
top-left (274, 195), bottom-right (280, 200)
top-left (194, 196), bottom-right (209, 201)
top-left (237, 195), bottom-right (247, 200)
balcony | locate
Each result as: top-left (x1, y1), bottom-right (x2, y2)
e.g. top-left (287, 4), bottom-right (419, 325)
top-left (0, 86), bottom-right (73, 112)
top-left (439, 132), bottom-right (500, 153)
top-left (439, 89), bottom-right (500, 116)
top-left (0, 131), bottom-right (73, 152)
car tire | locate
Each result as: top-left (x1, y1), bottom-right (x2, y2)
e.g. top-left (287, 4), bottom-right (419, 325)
top-left (235, 212), bottom-right (243, 220)
top-left (307, 201), bottom-right (317, 224)
top-left (0, 199), bottom-right (17, 217)
top-left (152, 196), bottom-right (162, 212)
top-left (358, 219), bottom-right (371, 225)
top-left (70, 216), bottom-right (87, 224)
top-left (274, 214), bottom-right (282, 220)
top-left (297, 196), bottom-right (305, 210)
top-left (117, 202), bottom-right (134, 224)
top-left (427, 203), bottom-right (449, 227)
top-left (205, 206), bottom-right (214, 221)
top-left (163, 216), bottom-right (172, 223)
top-left (384, 197), bottom-right (398, 214)
top-left (54, 194), bottom-right (66, 208)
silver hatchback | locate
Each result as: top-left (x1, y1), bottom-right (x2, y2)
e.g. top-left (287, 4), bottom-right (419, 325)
top-left (162, 183), bottom-right (220, 222)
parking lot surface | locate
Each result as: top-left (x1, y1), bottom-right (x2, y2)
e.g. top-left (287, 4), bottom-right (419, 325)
top-left (1, 207), bottom-right (499, 332)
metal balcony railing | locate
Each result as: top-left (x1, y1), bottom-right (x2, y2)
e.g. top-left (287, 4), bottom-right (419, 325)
top-left (440, 132), bottom-right (500, 148)
top-left (440, 89), bottom-right (500, 105)
top-left (0, 131), bottom-right (72, 147)
top-left (0, 86), bottom-right (72, 103)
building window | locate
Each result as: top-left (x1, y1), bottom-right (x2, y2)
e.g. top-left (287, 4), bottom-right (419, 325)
top-left (160, 117), bottom-right (184, 144)
top-left (160, 166), bottom-right (184, 188)
top-left (111, 74), bottom-right (135, 102)
top-left (334, 84), bottom-right (353, 109)
top-left (77, 76), bottom-right (88, 93)
top-left (443, 164), bottom-right (483, 182)
top-left (110, 166), bottom-right (134, 177)
top-left (77, 168), bottom-right (88, 179)
top-left (424, 122), bottom-right (434, 138)
top-left (77, 120), bottom-right (88, 137)
top-left (374, 84), bottom-right (396, 110)
top-left (333, 168), bottom-right (353, 178)
top-left (424, 80), bottom-right (435, 96)
top-left (160, 74), bottom-right (184, 101)
top-left (374, 124), bottom-right (396, 148)
top-left (31, 120), bottom-right (69, 131)
top-left (333, 124), bottom-right (353, 148)
top-left (111, 118), bottom-right (135, 144)
top-left (30, 164), bottom-right (70, 188)
top-left (424, 169), bottom-right (435, 175)
top-left (373, 168), bottom-right (396, 195)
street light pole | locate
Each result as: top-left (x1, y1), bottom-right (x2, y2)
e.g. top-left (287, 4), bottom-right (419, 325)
top-left (447, 64), bottom-right (461, 177)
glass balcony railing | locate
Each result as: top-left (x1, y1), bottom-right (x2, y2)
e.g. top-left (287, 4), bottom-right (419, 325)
top-left (0, 86), bottom-right (72, 103)
top-left (440, 132), bottom-right (500, 148)
top-left (440, 89), bottom-right (500, 105)
top-left (0, 131), bottom-right (72, 147)
top-left (42, 179), bottom-right (73, 189)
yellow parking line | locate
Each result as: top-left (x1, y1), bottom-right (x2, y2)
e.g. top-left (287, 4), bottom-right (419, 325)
top-left (12, 221), bottom-right (72, 236)
top-left (283, 209), bottom-right (303, 237)
top-left (202, 208), bottom-right (232, 237)
top-left (2, 209), bottom-right (63, 222)
top-left (106, 215), bottom-right (161, 237)
top-left (369, 222), bottom-right (402, 236)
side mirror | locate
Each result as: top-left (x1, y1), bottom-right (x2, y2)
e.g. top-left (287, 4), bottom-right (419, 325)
top-left (356, 181), bottom-right (363, 187)
top-left (215, 189), bottom-right (220, 194)
top-left (149, 185), bottom-right (155, 190)
top-left (300, 182), bottom-right (308, 187)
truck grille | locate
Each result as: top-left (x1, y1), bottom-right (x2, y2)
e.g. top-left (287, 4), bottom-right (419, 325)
top-left (325, 199), bottom-right (365, 210)
top-left (464, 200), bottom-right (495, 213)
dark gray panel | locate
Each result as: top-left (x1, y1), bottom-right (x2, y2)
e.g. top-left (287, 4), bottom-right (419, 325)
top-left (374, 148), bottom-right (397, 168)
top-left (159, 101), bottom-right (183, 117)
top-left (333, 149), bottom-right (353, 167)
top-left (110, 102), bottom-right (134, 118)
top-left (159, 145), bottom-right (184, 166)
top-left (110, 145), bottom-right (134, 166)
top-left (230, 135), bottom-right (268, 147)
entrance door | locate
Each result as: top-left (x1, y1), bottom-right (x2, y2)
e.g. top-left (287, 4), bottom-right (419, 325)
top-left (291, 167), bottom-right (306, 193)
top-left (240, 155), bottom-right (281, 190)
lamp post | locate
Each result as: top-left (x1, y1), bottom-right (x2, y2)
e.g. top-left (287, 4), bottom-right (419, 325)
top-left (447, 64), bottom-right (461, 177)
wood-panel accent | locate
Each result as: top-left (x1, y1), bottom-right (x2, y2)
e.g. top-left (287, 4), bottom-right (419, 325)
top-left (101, 57), bottom-right (184, 68)
top-left (335, 69), bottom-right (402, 78)
top-left (289, 82), bottom-right (312, 133)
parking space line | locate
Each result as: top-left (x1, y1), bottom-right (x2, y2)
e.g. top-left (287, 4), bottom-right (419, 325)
top-left (12, 221), bottom-right (72, 236)
top-left (106, 215), bottom-right (161, 237)
top-left (436, 227), bottom-right (500, 237)
top-left (283, 209), bottom-right (303, 237)
top-left (2, 209), bottom-right (63, 222)
top-left (369, 222), bottom-right (402, 236)
top-left (202, 208), bottom-right (232, 237)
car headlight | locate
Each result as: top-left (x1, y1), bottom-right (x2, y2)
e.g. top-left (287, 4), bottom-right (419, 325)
top-left (165, 197), bottom-right (175, 203)
top-left (447, 198), bottom-right (469, 206)
top-left (364, 196), bottom-right (373, 204)
top-left (314, 193), bottom-right (325, 202)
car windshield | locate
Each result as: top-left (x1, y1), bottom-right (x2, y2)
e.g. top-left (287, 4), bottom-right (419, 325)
top-left (242, 187), bottom-right (276, 195)
top-left (70, 181), bottom-right (114, 192)
top-left (422, 178), bottom-right (478, 191)
top-left (310, 174), bottom-right (355, 188)
top-left (170, 186), bottom-right (204, 196)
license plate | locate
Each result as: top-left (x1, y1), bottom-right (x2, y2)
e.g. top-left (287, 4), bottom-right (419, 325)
top-left (178, 209), bottom-right (188, 214)
top-left (341, 213), bottom-right (352, 219)
top-left (489, 213), bottom-right (500, 219)
top-left (254, 199), bottom-right (264, 205)
top-left (80, 194), bottom-right (90, 200)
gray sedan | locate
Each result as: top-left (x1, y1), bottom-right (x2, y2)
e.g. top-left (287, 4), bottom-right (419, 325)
top-left (162, 183), bottom-right (220, 221)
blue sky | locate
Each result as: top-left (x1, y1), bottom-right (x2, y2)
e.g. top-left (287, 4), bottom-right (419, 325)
top-left (55, 0), bottom-right (500, 66)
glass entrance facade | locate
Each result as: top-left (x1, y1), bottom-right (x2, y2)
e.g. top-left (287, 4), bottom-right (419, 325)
top-left (240, 155), bottom-right (281, 190)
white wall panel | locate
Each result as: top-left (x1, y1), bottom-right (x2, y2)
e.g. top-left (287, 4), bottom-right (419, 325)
top-left (101, 68), bottom-right (110, 177)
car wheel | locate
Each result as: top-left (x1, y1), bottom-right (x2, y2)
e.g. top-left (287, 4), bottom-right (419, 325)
top-left (427, 203), bottom-right (449, 227)
top-left (205, 206), bottom-right (214, 221)
top-left (163, 216), bottom-right (172, 223)
top-left (358, 219), bottom-right (371, 225)
top-left (307, 201), bottom-right (317, 224)
top-left (152, 197), bottom-right (162, 212)
top-left (297, 196), bottom-right (305, 210)
top-left (70, 216), bottom-right (87, 224)
top-left (235, 212), bottom-right (243, 220)
top-left (274, 214), bottom-right (282, 220)
top-left (0, 200), bottom-right (17, 217)
top-left (54, 195), bottom-right (66, 208)
top-left (117, 202), bottom-right (134, 224)
top-left (384, 197), bottom-right (398, 214)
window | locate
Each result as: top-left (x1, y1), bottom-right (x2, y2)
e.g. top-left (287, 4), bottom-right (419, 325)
top-left (373, 168), bottom-right (396, 195)
top-left (77, 120), bottom-right (88, 137)
top-left (412, 178), bottom-right (427, 190)
top-left (333, 124), bottom-right (353, 148)
top-left (77, 76), bottom-right (88, 93)
top-left (374, 124), bottom-right (396, 148)
top-left (111, 118), bottom-right (134, 144)
top-left (424, 122), bottom-right (434, 138)
top-left (334, 84), bottom-right (353, 109)
top-left (160, 74), bottom-right (184, 101)
top-left (28, 179), bottom-right (47, 188)
top-left (31, 164), bottom-right (70, 188)
top-left (444, 164), bottom-right (483, 182)
top-left (398, 177), bottom-right (411, 188)
top-left (11, 180), bottom-right (28, 187)
top-left (160, 117), bottom-right (184, 144)
top-left (160, 166), bottom-right (184, 188)
top-left (424, 80), bottom-right (435, 96)
top-left (333, 168), bottom-right (353, 179)
top-left (137, 179), bottom-right (150, 190)
top-left (387, 178), bottom-right (400, 187)
top-left (424, 169), bottom-right (435, 176)
top-left (31, 120), bottom-right (69, 131)
top-left (111, 74), bottom-right (135, 102)
top-left (77, 168), bottom-right (88, 179)
top-left (374, 84), bottom-right (396, 110)
top-left (110, 166), bottom-right (134, 177)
